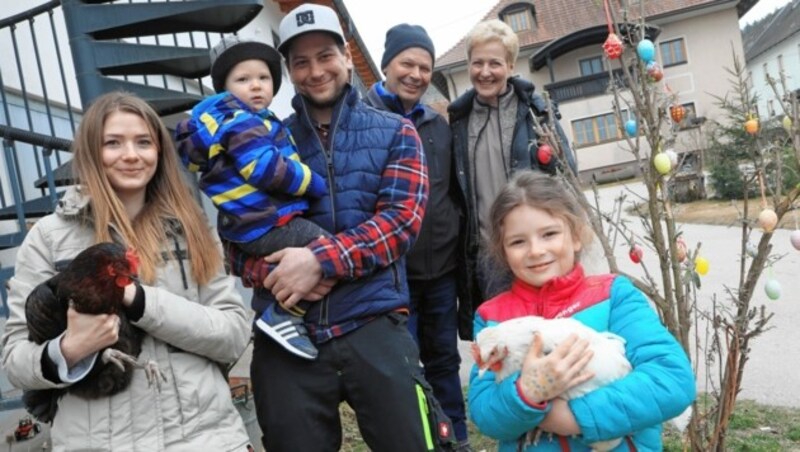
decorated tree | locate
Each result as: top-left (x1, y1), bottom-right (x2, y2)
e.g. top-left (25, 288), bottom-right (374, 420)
top-left (530, 0), bottom-right (800, 450)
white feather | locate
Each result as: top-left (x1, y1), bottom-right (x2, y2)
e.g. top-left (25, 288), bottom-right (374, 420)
top-left (474, 315), bottom-right (633, 451)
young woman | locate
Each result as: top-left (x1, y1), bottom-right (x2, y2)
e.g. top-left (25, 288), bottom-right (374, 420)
top-left (469, 170), bottom-right (695, 451)
top-left (1, 92), bottom-right (252, 451)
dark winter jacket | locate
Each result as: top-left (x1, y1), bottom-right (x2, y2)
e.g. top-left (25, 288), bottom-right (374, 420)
top-left (365, 83), bottom-right (460, 281)
top-left (448, 76), bottom-right (575, 340)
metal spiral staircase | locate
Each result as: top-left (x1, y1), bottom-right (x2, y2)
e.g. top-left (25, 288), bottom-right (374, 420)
top-left (0, 0), bottom-right (263, 421)
top-left (0, 0), bottom-right (263, 311)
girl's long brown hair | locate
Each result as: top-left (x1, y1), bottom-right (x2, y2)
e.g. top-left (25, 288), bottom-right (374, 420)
top-left (72, 91), bottom-right (221, 285)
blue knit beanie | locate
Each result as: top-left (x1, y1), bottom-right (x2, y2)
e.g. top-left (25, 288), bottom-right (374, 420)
top-left (380, 24), bottom-right (435, 70)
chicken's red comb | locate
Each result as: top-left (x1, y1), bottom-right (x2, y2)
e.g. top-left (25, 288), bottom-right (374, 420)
top-left (125, 247), bottom-right (140, 276)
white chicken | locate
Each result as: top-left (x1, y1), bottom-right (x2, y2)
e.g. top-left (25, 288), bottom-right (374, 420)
top-left (471, 315), bottom-right (632, 451)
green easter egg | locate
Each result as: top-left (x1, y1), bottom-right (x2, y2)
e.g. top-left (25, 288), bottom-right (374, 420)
top-left (765, 279), bottom-right (781, 300)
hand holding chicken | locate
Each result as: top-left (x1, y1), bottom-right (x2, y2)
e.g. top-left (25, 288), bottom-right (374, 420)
top-left (472, 315), bottom-right (633, 451)
top-left (23, 242), bottom-right (166, 423)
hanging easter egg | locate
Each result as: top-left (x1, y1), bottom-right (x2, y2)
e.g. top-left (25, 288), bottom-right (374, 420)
top-left (603, 33), bottom-right (624, 59)
top-left (625, 119), bottom-right (638, 137)
top-left (629, 245), bottom-right (643, 264)
top-left (764, 279), bottom-right (782, 300)
top-left (783, 115), bottom-right (793, 133)
top-left (790, 230), bottom-right (800, 250)
top-left (653, 153), bottom-right (672, 175)
top-left (646, 61), bottom-right (664, 82)
top-left (636, 39), bottom-right (655, 62)
top-left (537, 144), bottom-right (553, 165)
top-left (694, 256), bottom-right (709, 276)
top-left (665, 149), bottom-right (679, 168)
top-left (744, 117), bottom-right (759, 135)
top-left (757, 208), bottom-right (778, 232)
top-left (675, 238), bottom-right (687, 262)
top-left (670, 105), bottom-right (686, 123)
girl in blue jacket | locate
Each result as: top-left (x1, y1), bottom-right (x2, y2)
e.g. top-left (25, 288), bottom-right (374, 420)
top-left (469, 170), bottom-right (695, 451)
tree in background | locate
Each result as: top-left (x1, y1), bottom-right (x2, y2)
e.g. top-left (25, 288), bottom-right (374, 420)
top-left (532, 0), bottom-right (800, 449)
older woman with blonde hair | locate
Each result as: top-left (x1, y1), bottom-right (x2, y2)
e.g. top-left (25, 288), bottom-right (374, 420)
top-left (449, 19), bottom-right (577, 341)
top-left (2, 91), bottom-right (252, 451)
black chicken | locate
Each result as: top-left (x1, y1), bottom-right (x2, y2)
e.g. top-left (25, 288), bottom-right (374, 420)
top-left (23, 242), bottom-right (164, 423)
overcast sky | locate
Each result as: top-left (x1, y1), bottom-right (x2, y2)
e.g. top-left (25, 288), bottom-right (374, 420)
top-left (345, 0), bottom-right (793, 75)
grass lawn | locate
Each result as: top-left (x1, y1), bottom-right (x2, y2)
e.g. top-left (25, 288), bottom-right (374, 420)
top-left (627, 196), bottom-right (798, 230)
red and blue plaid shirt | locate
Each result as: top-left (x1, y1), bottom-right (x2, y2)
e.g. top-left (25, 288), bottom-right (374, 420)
top-left (228, 115), bottom-right (427, 341)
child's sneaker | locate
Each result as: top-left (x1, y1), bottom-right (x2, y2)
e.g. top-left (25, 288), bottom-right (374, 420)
top-left (256, 304), bottom-right (318, 360)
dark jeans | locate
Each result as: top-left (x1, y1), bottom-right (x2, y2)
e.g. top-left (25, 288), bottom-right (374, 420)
top-left (250, 313), bottom-right (432, 451)
top-left (241, 216), bottom-right (328, 315)
top-left (408, 272), bottom-right (468, 442)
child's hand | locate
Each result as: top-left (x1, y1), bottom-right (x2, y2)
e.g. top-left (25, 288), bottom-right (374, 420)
top-left (517, 333), bottom-right (594, 403)
top-left (539, 398), bottom-right (581, 436)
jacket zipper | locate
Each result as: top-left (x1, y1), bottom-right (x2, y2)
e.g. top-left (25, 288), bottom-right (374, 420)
top-left (301, 97), bottom-right (345, 326)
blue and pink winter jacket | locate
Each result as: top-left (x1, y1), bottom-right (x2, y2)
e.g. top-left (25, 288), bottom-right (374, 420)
top-left (469, 264), bottom-right (695, 451)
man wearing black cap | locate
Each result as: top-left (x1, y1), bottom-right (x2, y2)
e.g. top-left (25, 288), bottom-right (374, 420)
top-left (175, 35), bottom-right (331, 361)
top-left (227, 5), bottom-right (457, 451)
top-left (365, 24), bottom-right (471, 451)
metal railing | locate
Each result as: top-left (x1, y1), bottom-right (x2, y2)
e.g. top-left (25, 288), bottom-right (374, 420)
top-left (0, 0), bottom-right (226, 237)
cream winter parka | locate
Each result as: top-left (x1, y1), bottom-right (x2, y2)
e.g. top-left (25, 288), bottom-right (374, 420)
top-left (1, 187), bottom-right (251, 451)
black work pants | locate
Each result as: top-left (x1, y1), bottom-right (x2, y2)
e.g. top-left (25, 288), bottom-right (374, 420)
top-left (251, 312), bottom-right (431, 451)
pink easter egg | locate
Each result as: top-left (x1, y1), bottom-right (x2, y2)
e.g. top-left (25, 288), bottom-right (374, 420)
top-left (791, 230), bottom-right (800, 250)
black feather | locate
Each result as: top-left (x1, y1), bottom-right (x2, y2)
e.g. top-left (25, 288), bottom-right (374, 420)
top-left (23, 242), bottom-right (144, 423)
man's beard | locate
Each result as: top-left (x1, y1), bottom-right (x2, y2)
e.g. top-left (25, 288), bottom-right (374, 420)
top-left (305, 89), bottom-right (345, 110)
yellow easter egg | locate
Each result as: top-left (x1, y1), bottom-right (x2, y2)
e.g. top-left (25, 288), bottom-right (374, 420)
top-left (653, 153), bottom-right (672, 175)
top-left (783, 115), bottom-right (792, 133)
top-left (694, 256), bottom-right (709, 276)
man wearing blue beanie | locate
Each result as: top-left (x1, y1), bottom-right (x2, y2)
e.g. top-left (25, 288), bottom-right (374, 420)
top-left (367, 23), bottom-right (472, 451)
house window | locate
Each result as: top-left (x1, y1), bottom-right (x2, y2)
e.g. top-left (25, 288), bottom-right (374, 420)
top-left (778, 54), bottom-right (784, 74)
top-left (579, 56), bottom-right (604, 76)
top-left (505, 9), bottom-right (531, 32)
top-left (767, 100), bottom-right (775, 117)
top-left (571, 111), bottom-right (627, 147)
top-left (659, 38), bottom-right (687, 67)
top-left (677, 102), bottom-right (698, 129)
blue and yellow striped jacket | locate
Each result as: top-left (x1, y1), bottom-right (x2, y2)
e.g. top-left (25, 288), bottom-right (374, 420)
top-left (175, 92), bottom-right (327, 243)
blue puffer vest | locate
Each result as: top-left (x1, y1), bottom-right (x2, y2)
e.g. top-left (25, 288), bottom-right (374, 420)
top-left (250, 86), bottom-right (409, 327)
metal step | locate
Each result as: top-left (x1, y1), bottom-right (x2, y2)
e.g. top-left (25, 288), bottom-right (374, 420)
top-left (34, 161), bottom-right (74, 189)
top-left (0, 192), bottom-right (63, 222)
top-left (67, 0), bottom-right (264, 40)
top-left (93, 42), bottom-right (210, 79)
top-left (0, 232), bottom-right (26, 252)
top-left (96, 78), bottom-right (203, 116)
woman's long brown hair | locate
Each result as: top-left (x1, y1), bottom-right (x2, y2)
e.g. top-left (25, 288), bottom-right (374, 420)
top-left (72, 91), bottom-right (221, 285)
